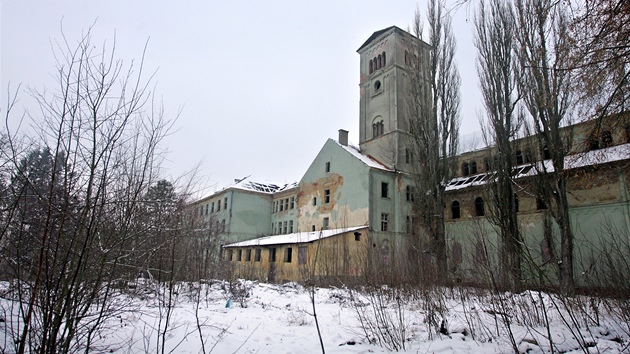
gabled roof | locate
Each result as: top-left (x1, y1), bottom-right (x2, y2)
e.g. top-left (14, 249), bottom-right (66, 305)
top-left (333, 139), bottom-right (391, 171)
top-left (357, 26), bottom-right (398, 52)
top-left (223, 226), bottom-right (367, 248)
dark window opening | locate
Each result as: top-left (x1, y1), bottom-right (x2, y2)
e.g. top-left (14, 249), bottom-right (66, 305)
top-left (269, 248), bottom-right (277, 262)
top-left (224, 198), bottom-right (228, 210)
top-left (405, 148), bottom-right (411, 163)
top-left (373, 80), bottom-right (382, 91)
top-left (377, 54), bottom-right (382, 69)
top-left (369, 60), bottom-right (373, 74)
top-left (601, 131), bottom-right (613, 148)
top-left (536, 198), bottom-right (547, 210)
top-left (245, 249), bottom-right (251, 261)
top-left (324, 189), bottom-right (330, 203)
top-left (484, 158), bottom-right (492, 172)
top-left (325, 162), bottom-right (330, 172)
top-left (290, 197), bottom-right (295, 209)
top-left (462, 163), bottom-right (470, 176)
top-left (323, 217), bottom-right (329, 230)
top-left (516, 150), bottom-right (524, 165)
top-left (284, 247), bottom-right (293, 263)
top-left (475, 197), bottom-right (485, 217)
top-left (452, 201), bottom-right (461, 219)
top-left (237, 249), bottom-right (242, 261)
top-left (354, 232), bottom-right (361, 241)
top-left (313, 197), bottom-right (317, 206)
top-left (381, 182), bottom-right (389, 198)
top-left (470, 161), bottom-right (477, 174)
top-left (312, 225), bottom-right (316, 232)
top-left (373, 120), bottom-right (384, 138)
top-left (588, 133), bottom-right (600, 150)
top-left (382, 51), bottom-right (386, 67)
top-left (255, 249), bottom-right (261, 262)
top-left (406, 185), bottom-right (414, 202)
top-left (228, 250), bottom-right (233, 261)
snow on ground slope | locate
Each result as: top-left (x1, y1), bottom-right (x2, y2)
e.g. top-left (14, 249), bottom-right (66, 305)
top-left (2, 281), bottom-right (629, 353)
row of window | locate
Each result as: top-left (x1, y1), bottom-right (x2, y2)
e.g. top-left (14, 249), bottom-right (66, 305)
top-left (228, 246), bottom-right (308, 265)
top-left (368, 52), bottom-right (386, 74)
top-left (198, 197), bottom-right (229, 217)
top-left (273, 220), bottom-right (294, 235)
top-left (462, 150), bottom-right (535, 177)
top-left (273, 197), bottom-right (295, 213)
top-left (450, 195), bottom-right (547, 219)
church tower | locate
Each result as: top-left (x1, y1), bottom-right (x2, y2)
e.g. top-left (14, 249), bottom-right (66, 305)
top-left (357, 26), bottom-right (426, 173)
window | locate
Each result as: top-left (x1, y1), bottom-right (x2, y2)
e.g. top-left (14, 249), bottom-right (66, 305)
top-left (406, 186), bottom-right (414, 202)
top-left (289, 220), bottom-right (294, 233)
top-left (475, 197), bottom-right (485, 217)
top-left (470, 161), bottom-right (477, 174)
top-left (381, 213), bottom-right (389, 231)
top-left (369, 59), bottom-right (373, 74)
top-left (283, 221), bottom-right (288, 234)
top-left (269, 248), bottom-right (277, 262)
top-left (382, 51), bottom-right (386, 67)
top-left (313, 197), bottom-right (317, 206)
top-left (290, 197), bottom-right (295, 209)
top-left (280, 201), bottom-right (284, 211)
top-left (324, 189), bottom-right (331, 204)
top-left (284, 247), bottom-right (293, 263)
top-left (325, 162), bottom-right (330, 173)
top-left (312, 225), bottom-right (316, 232)
top-left (323, 217), bottom-right (329, 230)
top-left (228, 249), bottom-right (233, 261)
top-left (354, 232), bottom-right (361, 241)
top-left (405, 148), bottom-right (411, 163)
top-left (273, 223), bottom-right (276, 234)
top-left (298, 246), bottom-right (308, 265)
top-left (542, 145), bottom-right (551, 160)
top-left (536, 198), bottom-right (547, 210)
top-left (516, 150), bottom-right (524, 165)
top-left (451, 201), bottom-right (461, 219)
top-left (217, 201), bottom-right (221, 212)
top-left (381, 182), bottom-right (389, 198)
top-left (452, 242), bottom-right (463, 266)
top-left (245, 249), bottom-right (251, 262)
top-left (285, 198), bottom-right (289, 210)
top-left (224, 198), bottom-right (228, 210)
top-left (475, 241), bottom-right (487, 264)
top-left (377, 54), bottom-right (382, 69)
top-left (211, 202), bottom-right (215, 213)
top-left (601, 131), bottom-right (613, 148)
top-left (237, 249), bottom-right (242, 261)
top-left (372, 120), bottom-right (384, 138)
top-left (462, 163), bottom-right (470, 176)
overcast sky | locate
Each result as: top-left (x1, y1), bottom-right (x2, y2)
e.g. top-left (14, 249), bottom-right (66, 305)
top-left (1, 1), bottom-right (481, 195)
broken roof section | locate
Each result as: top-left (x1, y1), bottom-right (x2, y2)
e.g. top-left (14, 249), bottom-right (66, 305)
top-left (231, 176), bottom-right (298, 194)
top-left (224, 226), bottom-right (367, 248)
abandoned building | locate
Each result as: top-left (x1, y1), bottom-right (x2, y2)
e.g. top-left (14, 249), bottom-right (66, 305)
top-left (190, 26), bottom-right (630, 286)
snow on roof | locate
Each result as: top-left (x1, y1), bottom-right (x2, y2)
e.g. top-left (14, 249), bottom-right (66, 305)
top-left (200, 176), bottom-right (298, 200)
top-left (334, 140), bottom-right (391, 171)
top-left (224, 226), bottom-right (367, 248)
top-left (445, 143), bottom-right (630, 191)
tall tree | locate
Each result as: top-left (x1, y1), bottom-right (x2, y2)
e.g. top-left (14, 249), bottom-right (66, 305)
top-left (407, 0), bottom-right (461, 283)
top-left (474, 0), bottom-right (523, 291)
top-left (514, 0), bottom-right (576, 293)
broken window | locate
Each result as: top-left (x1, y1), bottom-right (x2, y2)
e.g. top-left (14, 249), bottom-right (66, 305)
top-left (381, 182), bottom-right (389, 198)
top-left (381, 213), bottom-right (389, 231)
top-left (298, 246), bottom-right (308, 265)
top-left (324, 189), bottom-right (330, 204)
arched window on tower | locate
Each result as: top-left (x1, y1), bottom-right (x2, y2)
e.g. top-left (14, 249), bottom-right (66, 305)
top-left (369, 60), bottom-right (373, 74)
top-left (372, 120), bottom-right (384, 138)
top-left (377, 54), bottom-right (382, 69)
top-left (382, 51), bottom-right (386, 67)
top-left (475, 197), bottom-right (485, 217)
top-left (451, 201), bottom-right (460, 219)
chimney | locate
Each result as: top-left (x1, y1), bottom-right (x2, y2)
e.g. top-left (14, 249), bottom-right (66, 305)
top-left (338, 129), bottom-right (349, 146)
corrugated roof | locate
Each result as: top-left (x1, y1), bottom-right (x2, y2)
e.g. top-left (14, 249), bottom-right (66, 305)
top-left (224, 226), bottom-right (367, 248)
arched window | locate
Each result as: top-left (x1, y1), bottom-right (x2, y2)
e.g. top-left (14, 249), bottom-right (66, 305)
top-left (369, 60), bottom-right (373, 74)
top-left (462, 163), bottom-right (470, 176)
top-left (451, 201), bottom-right (460, 219)
top-left (377, 54), bottom-right (382, 69)
top-left (470, 161), bottom-right (477, 174)
top-left (382, 51), bottom-right (386, 67)
top-left (542, 145), bottom-right (551, 160)
top-left (372, 120), bottom-right (384, 138)
top-left (475, 197), bottom-right (485, 216)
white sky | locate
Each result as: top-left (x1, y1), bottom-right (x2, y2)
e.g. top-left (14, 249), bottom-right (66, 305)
top-left (1, 1), bottom-right (481, 194)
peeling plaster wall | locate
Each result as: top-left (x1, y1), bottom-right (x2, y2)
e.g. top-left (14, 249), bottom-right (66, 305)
top-left (297, 139), bottom-right (371, 232)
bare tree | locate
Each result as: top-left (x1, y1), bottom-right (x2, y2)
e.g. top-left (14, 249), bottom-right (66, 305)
top-left (407, 0), bottom-right (461, 283)
top-left (0, 27), bottom-right (175, 353)
top-left (514, 0), bottom-right (576, 293)
top-left (474, 0), bottom-right (524, 291)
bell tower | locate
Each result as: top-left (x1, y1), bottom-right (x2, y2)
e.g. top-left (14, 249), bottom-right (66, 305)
top-left (357, 26), bottom-right (425, 172)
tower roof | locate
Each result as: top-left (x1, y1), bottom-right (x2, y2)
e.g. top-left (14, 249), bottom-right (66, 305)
top-left (357, 25), bottom-right (403, 52)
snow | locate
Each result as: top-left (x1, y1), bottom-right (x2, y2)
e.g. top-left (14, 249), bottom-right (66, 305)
top-left (3, 281), bottom-right (628, 353)
top-left (335, 140), bottom-right (392, 171)
top-left (224, 226), bottom-right (367, 248)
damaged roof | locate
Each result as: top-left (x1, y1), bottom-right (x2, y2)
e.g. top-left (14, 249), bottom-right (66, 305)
top-left (223, 226), bottom-right (367, 248)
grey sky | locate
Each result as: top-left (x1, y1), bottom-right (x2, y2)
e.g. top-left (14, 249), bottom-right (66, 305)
top-left (1, 1), bottom-right (481, 195)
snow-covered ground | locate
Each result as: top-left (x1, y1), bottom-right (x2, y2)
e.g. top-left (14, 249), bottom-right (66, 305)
top-left (2, 280), bottom-right (630, 353)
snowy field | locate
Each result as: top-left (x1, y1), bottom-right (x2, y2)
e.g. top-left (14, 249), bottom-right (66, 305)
top-left (2, 280), bottom-right (630, 353)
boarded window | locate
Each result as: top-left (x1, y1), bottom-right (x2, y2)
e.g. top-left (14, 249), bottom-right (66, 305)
top-left (298, 246), bottom-right (308, 265)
